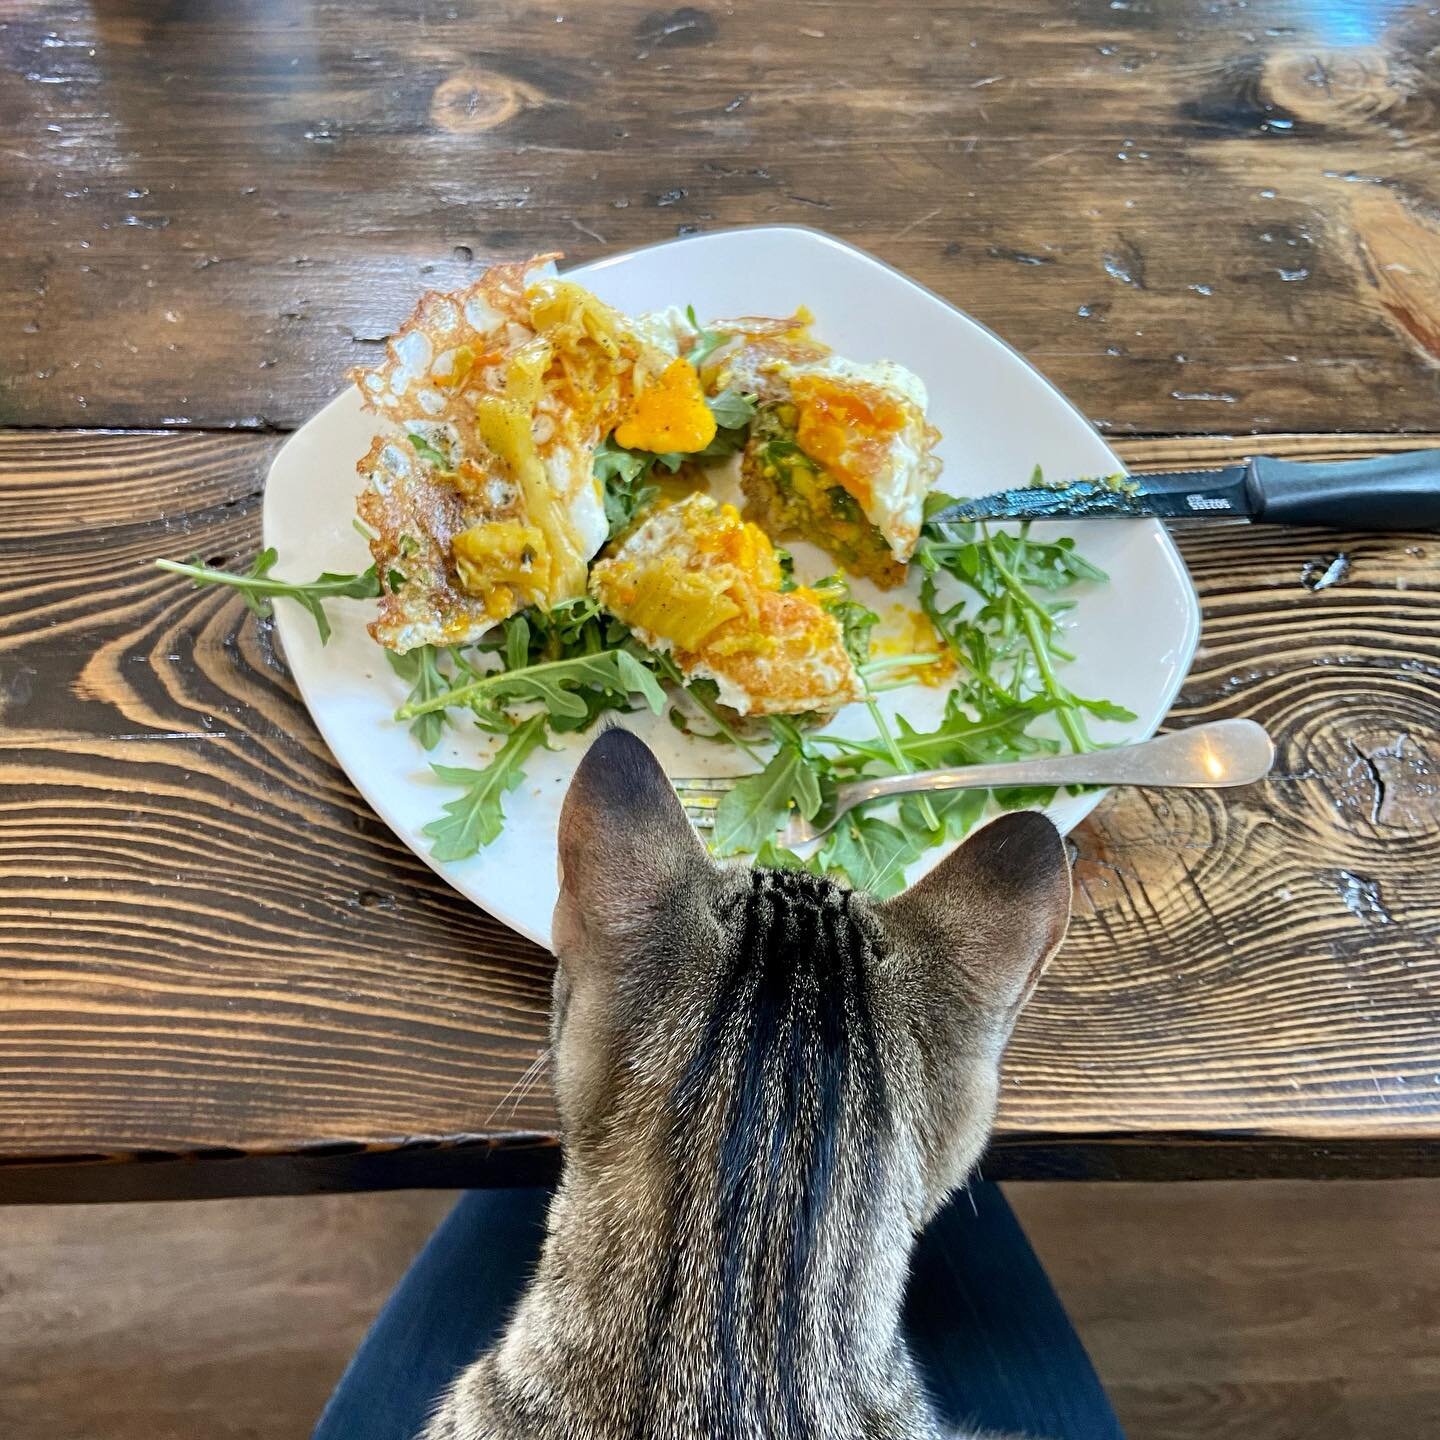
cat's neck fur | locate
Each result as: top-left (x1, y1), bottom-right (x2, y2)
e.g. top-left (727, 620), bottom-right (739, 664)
top-left (484, 1132), bottom-right (939, 1440)
top-left (470, 874), bottom-right (946, 1440)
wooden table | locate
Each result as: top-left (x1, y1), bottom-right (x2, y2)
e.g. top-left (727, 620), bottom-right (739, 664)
top-left (2, 0), bottom-right (1437, 1204)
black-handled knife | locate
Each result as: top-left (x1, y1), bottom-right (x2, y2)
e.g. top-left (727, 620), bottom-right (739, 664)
top-left (929, 449), bottom-right (1440, 531)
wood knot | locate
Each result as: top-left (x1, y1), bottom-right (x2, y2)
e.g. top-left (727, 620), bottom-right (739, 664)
top-left (1345, 732), bottom-right (1439, 833)
top-left (1263, 47), bottom-right (1413, 131)
top-left (1068, 794), bottom-right (1228, 920)
top-left (1286, 708), bottom-right (1440, 839)
top-left (430, 70), bottom-right (543, 134)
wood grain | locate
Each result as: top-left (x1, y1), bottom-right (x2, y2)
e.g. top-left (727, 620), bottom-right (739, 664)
top-left (1012, 1178), bottom-right (1440, 1440)
top-left (2, 1181), bottom-right (1436, 1440)
top-left (4, 0), bottom-right (1440, 433)
top-left (0, 1189), bottom-right (458, 1439)
top-left (0, 427), bottom-right (1436, 1198)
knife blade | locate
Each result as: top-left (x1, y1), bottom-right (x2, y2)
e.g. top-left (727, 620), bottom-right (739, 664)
top-left (927, 450), bottom-right (1440, 532)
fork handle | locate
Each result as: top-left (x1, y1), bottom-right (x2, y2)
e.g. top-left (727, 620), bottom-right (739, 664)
top-left (820, 719), bottom-right (1274, 835)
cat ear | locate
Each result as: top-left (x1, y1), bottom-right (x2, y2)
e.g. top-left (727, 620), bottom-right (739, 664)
top-left (554, 727), bottom-right (709, 958)
top-left (881, 811), bottom-right (1072, 1013)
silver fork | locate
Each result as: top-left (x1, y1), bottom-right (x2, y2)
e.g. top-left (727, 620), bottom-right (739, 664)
top-left (673, 718), bottom-right (1274, 848)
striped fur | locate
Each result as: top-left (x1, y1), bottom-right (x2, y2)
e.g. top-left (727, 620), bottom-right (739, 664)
top-left (422, 730), bottom-right (1070, 1440)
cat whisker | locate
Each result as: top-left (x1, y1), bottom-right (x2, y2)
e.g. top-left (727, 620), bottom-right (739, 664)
top-left (486, 1048), bottom-right (552, 1124)
top-left (507, 1050), bottom-right (552, 1116)
top-left (867, 843), bottom-right (913, 896)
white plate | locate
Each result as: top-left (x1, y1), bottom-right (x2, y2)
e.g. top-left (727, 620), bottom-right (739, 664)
top-left (263, 226), bottom-right (1200, 950)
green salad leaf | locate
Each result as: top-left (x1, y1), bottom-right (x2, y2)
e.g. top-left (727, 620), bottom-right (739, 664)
top-left (705, 388), bottom-right (756, 431)
top-left (399, 645), bottom-right (666, 731)
top-left (385, 645), bottom-right (451, 750)
top-left (154, 549), bottom-right (381, 644)
top-left (755, 838), bottom-right (821, 873)
top-left (901, 786), bottom-right (989, 844)
top-left (813, 574), bottom-right (880, 668)
top-left (424, 715), bottom-right (549, 862)
top-left (686, 306), bottom-right (728, 369)
top-left (711, 719), bottom-right (826, 857)
top-left (595, 436), bottom-right (665, 533)
top-left (816, 813), bottom-right (917, 900)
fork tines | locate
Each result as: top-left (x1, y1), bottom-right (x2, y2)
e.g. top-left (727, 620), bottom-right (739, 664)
top-left (670, 776), bottom-right (741, 831)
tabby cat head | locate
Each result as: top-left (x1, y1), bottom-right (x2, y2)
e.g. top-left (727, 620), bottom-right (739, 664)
top-left (552, 728), bottom-right (1070, 1220)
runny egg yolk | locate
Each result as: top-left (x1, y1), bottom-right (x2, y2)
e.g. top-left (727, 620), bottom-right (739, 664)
top-left (873, 603), bottom-right (954, 686)
top-left (791, 374), bottom-right (908, 508)
top-left (614, 358), bottom-right (717, 454)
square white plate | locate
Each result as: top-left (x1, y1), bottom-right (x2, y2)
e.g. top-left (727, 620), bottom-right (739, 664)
top-left (263, 226), bottom-right (1200, 949)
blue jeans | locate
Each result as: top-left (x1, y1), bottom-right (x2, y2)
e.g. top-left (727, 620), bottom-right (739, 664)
top-left (316, 1181), bottom-right (1123, 1439)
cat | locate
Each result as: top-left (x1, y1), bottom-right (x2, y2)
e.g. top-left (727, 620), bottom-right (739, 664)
top-left (422, 726), bottom-right (1072, 1440)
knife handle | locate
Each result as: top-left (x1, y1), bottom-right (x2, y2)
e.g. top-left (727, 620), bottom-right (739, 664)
top-left (1249, 450), bottom-right (1440, 531)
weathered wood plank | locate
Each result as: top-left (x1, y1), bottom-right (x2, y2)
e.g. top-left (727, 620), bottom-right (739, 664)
top-left (0, 427), bottom-right (1435, 1196)
top-left (2, 1181), bottom-right (1436, 1439)
top-left (1012, 1178), bottom-right (1440, 1440)
top-left (3, 1), bottom-right (1440, 432)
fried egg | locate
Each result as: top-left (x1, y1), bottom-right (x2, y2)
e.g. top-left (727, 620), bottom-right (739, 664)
top-left (707, 321), bottom-right (941, 584)
top-left (590, 493), bottom-right (864, 717)
top-left (353, 259), bottom-right (712, 651)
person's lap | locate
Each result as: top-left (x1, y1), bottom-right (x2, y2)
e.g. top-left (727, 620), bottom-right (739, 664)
top-left (314, 1182), bottom-right (1122, 1440)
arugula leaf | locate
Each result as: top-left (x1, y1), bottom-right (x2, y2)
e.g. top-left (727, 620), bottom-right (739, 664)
top-left (706, 388), bottom-right (757, 431)
top-left (755, 838), bottom-right (820, 873)
top-left (711, 722), bottom-right (824, 856)
top-left (594, 437), bottom-right (686, 484)
top-left (423, 715), bottom-right (548, 862)
top-left (899, 786), bottom-right (987, 844)
top-left (385, 645), bottom-right (451, 749)
top-left (615, 649), bottom-right (670, 712)
top-left (503, 614), bottom-right (532, 674)
top-left (593, 436), bottom-right (648, 487)
top-left (817, 814), bottom-right (917, 900)
top-left (154, 549), bottom-right (380, 644)
top-left (1076, 694), bottom-right (1138, 723)
top-left (813, 575), bottom-right (879, 667)
top-left (693, 426), bottom-right (753, 462)
top-left (686, 305), bottom-right (727, 369)
top-left (595, 438), bottom-right (659, 534)
top-left (400, 647), bottom-right (666, 729)
top-left (923, 489), bottom-right (964, 522)
top-left (992, 783), bottom-right (1059, 811)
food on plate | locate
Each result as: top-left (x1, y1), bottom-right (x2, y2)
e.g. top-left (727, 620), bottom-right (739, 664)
top-left (701, 316), bottom-right (942, 587)
top-left (591, 493), bottom-right (864, 716)
top-left (158, 250), bottom-right (1127, 893)
top-left (353, 257), bottom-right (708, 650)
